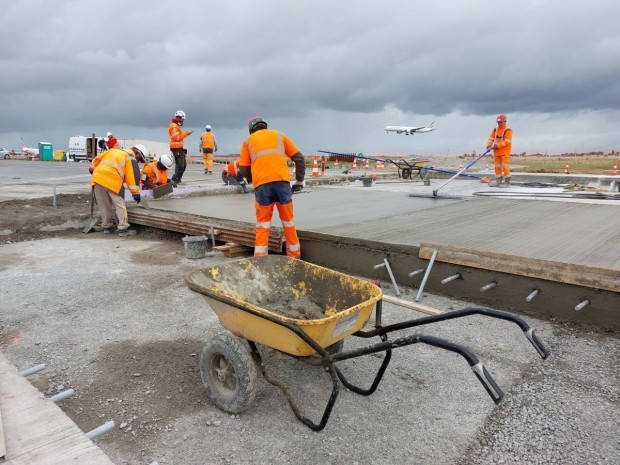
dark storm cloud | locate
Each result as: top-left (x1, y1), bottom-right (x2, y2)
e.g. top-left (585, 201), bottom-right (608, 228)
top-left (1, 0), bottom-right (619, 153)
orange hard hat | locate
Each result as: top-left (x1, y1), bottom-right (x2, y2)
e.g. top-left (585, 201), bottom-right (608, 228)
top-left (497, 114), bottom-right (507, 123)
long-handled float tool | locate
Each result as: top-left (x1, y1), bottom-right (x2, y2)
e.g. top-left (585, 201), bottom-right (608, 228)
top-left (430, 149), bottom-right (491, 198)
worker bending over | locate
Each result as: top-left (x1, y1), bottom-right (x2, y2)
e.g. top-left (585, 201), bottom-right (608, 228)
top-left (89, 146), bottom-right (141, 236)
top-left (200, 125), bottom-right (218, 174)
top-left (141, 154), bottom-right (175, 190)
top-left (222, 159), bottom-right (250, 193)
top-left (239, 116), bottom-right (305, 259)
top-left (487, 114), bottom-right (513, 187)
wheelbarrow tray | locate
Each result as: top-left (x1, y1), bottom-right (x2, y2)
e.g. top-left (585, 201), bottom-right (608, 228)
top-left (186, 256), bottom-right (382, 357)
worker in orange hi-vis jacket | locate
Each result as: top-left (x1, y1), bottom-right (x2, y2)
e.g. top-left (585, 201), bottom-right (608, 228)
top-left (199, 125), bottom-right (218, 174)
top-left (222, 159), bottom-right (250, 193)
top-left (486, 114), bottom-right (513, 187)
top-left (89, 147), bottom-right (141, 237)
top-left (168, 110), bottom-right (193, 185)
top-left (239, 116), bottom-right (305, 259)
top-left (140, 154), bottom-right (174, 190)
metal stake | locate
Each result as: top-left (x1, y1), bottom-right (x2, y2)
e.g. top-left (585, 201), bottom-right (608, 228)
top-left (408, 268), bottom-right (425, 277)
top-left (480, 282), bottom-right (497, 292)
top-left (415, 249), bottom-right (437, 302)
top-left (53, 185), bottom-right (57, 207)
top-left (20, 363), bottom-right (46, 377)
top-left (373, 258), bottom-right (400, 296)
top-left (575, 299), bottom-right (590, 311)
top-left (86, 420), bottom-right (115, 440)
top-left (441, 273), bottom-right (461, 284)
top-left (526, 289), bottom-right (540, 302)
top-left (209, 225), bottom-right (216, 248)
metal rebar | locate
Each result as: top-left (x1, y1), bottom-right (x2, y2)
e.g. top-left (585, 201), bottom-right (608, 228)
top-left (373, 262), bottom-right (386, 270)
top-left (20, 363), bottom-right (46, 377)
top-left (441, 273), bottom-right (461, 284)
top-left (480, 282), bottom-right (497, 292)
top-left (415, 249), bottom-right (437, 302)
top-left (50, 388), bottom-right (75, 403)
top-left (526, 289), bottom-right (540, 302)
top-left (86, 420), bottom-right (115, 440)
top-left (575, 299), bottom-right (590, 311)
top-left (408, 268), bottom-right (425, 277)
top-left (382, 258), bottom-right (400, 296)
top-left (209, 225), bottom-right (216, 248)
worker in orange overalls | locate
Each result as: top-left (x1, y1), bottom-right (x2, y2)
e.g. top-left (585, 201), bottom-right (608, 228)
top-left (89, 146), bottom-right (141, 236)
top-left (169, 110), bottom-right (193, 185)
top-left (486, 114), bottom-right (513, 187)
top-left (239, 116), bottom-right (305, 259)
top-left (222, 159), bottom-right (250, 193)
top-left (141, 154), bottom-right (174, 190)
top-left (199, 125), bottom-right (218, 175)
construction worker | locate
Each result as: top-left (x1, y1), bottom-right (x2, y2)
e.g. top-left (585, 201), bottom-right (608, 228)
top-left (168, 110), bottom-right (193, 185)
top-left (89, 145), bottom-right (141, 236)
top-left (487, 114), bottom-right (513, 187)
top-left (222, 159), bottom-right (250, 193)
top-left (141, 154), bottom-right (174, 190)
top-left (239, 116), bottom-right (305, 259)
top-left (199, 125), bottom-right (218, 174)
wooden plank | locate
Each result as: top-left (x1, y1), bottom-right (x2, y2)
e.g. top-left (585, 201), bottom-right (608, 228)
top-left (223, 246), bottom-right (253, 258)
top-left (382, 294), bottom-right (443, 315)
top-left (0, 355), bottom-right (115, 465)
top-left (419, 242), bottom-right (620, 292)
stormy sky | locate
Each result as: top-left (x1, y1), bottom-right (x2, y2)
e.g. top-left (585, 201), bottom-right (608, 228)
top-left (1, 0), bottom-right (619, 157)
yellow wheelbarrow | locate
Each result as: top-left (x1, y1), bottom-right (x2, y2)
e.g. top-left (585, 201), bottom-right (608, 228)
top-left (186, 256), bottom-right (550, 431)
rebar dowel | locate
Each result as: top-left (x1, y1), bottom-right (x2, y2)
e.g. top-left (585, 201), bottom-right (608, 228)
top-left (209, 225), bottom-right (216, 248)
top-left (86, 420), bottom-right (115, 440)
top-left (575, 299), bottom-right (590, 311)
top-left (20, 363), bottom-right (46, 377)
top-left (480, 282), bottom-right (497, 292)
top-left (526, 289), bottom-right (540, 302)
top-left (382, 258), bottom-right (400, 296)
top-left (53, 185), bottom-right (57, 207)
top-left (441, 273), bottom-right (461, 284)
top-left (408, 268), bottom-right (425, 277)
top-left (50, 388), bottom-right (75, 403)
top-left (415, 249), bottom-right (438, 302)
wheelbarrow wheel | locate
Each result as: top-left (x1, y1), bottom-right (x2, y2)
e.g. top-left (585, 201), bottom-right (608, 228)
top-left (402, 168), bottom-right (412, 179)
top-left (200, 332), bottom-right (258, 414)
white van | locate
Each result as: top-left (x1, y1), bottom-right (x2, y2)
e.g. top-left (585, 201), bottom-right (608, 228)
top-left (67, 136), bottom-right (105, 162)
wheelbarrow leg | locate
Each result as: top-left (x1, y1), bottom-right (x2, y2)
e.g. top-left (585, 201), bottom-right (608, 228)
top-left (248, 341), bottom-right (340, 432)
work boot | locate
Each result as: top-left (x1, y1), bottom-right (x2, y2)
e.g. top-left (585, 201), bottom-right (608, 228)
top-left (204, 170), bottom-right (208, 174)
top-left (489, 176), bottom-right (503, 187)
top-left (118, 228), bottom-right (137, 237)
top-left (103, 227), bottom-right (112, 234)
top-left (499, 177), bottom-right (511, 188)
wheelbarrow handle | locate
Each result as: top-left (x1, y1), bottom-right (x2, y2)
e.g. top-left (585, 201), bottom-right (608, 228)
top-left (472, 362), bottom-right (504, 404)
top-left (525, 328), bottom-right (551, 359)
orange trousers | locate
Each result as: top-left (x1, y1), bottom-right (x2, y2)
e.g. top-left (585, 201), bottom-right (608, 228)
top-left (494, 153), bottom-right (511, 177)
top-left (255, 201), bottom-right (300, 259)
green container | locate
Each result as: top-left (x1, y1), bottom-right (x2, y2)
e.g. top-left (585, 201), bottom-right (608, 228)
top-left (39, 142), bottom-right (53, 161)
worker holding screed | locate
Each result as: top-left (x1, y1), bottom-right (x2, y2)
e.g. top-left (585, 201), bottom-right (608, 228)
top-left (222, 159), bottom-right (250, 193)
top-left (239, 116), bottom-right (305, 259)
top-left (141, 154), bottom-right (175, 190)
top-left (487, 114), bottom-right (513, 187)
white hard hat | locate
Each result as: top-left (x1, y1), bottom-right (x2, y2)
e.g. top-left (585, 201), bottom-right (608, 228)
top-left (174, 110), bottom-right (186, 119)
top-left (159, 154), bottom-right (173, 169)
top-left (132, 144), bottom-right (149, 159)
top-left (205, 124), bottom-right (211, 130)
top-left (106, 132), bottom-right (113, 137)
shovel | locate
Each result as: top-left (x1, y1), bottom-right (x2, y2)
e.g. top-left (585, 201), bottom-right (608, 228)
top-left (82, 187), bottom-right (99, 233)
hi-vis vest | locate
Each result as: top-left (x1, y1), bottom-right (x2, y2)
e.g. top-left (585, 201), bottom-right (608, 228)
top-left (169, 121), bottom-right (189, 149)
top-left (488, 126), bottom-right (513, 156)
top-left (141, 161), bottom-right (167, 187)
top-left (91, 148), bottom-right (139, 195)
top-left (239, 129), bottom-right (299, 188)
top-left (201, 132), bottom-right (216, 150)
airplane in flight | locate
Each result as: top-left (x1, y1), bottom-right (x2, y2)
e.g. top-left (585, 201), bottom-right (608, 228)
top-left (21, 138), bottom-right (39, 158)
top-left (384, 121), bottom-right (436, 135)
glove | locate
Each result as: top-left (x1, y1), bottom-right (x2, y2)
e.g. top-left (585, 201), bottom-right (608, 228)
top-left (168, 178), bottom-right (177, 187)
top-left (292, 182), bottom-right (303, 193)
top-left (132, 193), bottom-right (141, 203)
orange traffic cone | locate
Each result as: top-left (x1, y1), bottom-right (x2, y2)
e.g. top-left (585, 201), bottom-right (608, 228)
top-left (485, 161), bottom-right (489, 170)
top-left (334, 159), bottom-right (339, 168)
top-left (353, 158), bottom-right (357, 170)
top-left (312, 157), bottom-right (319, 177)
top-left (613, 163), bottom-right (618, 176)
top-left (564, 162), bottom-right (570, 174)
top-left (365, 159), bottom-right (370, 170)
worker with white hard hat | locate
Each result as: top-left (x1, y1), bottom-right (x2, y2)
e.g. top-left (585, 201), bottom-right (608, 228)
top-left (168, 110), bottom-right (193, 184)
top-left (199, 124), bottom-right (218, 174)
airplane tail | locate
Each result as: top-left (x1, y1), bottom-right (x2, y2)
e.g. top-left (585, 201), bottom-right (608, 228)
top-left (21, 137), bottom-right (27, 149)
top-left (428, 121), bottom-right (435, 128)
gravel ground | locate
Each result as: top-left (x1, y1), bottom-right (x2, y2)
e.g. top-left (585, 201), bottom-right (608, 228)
top-left (1, 227), bottom-right (618, 465)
